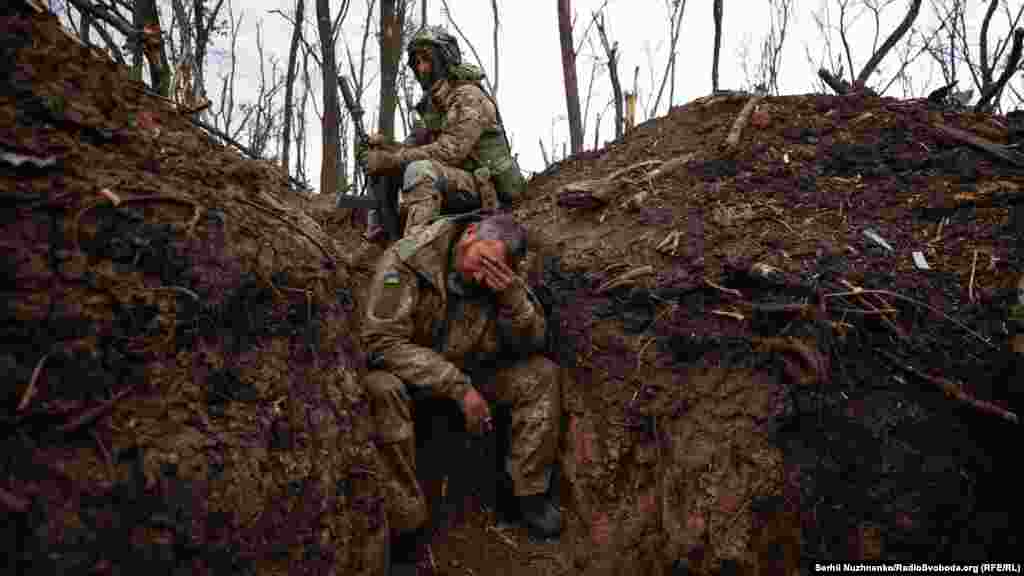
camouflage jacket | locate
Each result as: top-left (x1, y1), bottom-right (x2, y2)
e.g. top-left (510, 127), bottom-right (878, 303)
top-left (361, 217), bottom-right (546, 402)
top-left (399, 79), bottom-right (499, 169)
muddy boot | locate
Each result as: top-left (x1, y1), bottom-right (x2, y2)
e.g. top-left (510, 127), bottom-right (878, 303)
top-left (518, 493), bottom-right (561, 540)
top-left (387, 529), bottom-right (420, 576)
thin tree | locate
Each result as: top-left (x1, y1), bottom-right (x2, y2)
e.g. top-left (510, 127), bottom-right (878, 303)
top-left (316, 0), bottom-right (344, 197)
top-left (712, 0), bottom-right (723, 92)
top-left (378, 0), bottom-right (405, 141)
top-left (557, 0), bottom-right (583, 154)
top-left (439, 0), bottom-right (498, 96)
top-left (282, 0), bottom-right (305, 176)
top-left (594, 11), bottom-right (623, 139)
top-left (650, 0), bottom-right (686, 116)
top-left (759, 0), bottom-right (793, 94)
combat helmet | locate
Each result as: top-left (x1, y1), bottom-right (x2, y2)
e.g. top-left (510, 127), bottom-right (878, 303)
top-left (406, 25), bottom-right (461, 73)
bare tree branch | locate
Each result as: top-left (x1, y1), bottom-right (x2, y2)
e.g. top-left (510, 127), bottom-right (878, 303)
top-left (65, 0), bottom-right (138, 41)
top-left (651, 0), bottom-right (686, 116)
top-left (594, 11), bottom-right (623, 139)
top-left (976, 28), bottom-right (1024, 112)
top-left (712, 0), bottom-right (723, 92)
top-left (854, 0), bottom-right (922, 89)
top-left (979, 0), bottom-right (999, 87)
top-left (438, 0), bottom-right (496, 95)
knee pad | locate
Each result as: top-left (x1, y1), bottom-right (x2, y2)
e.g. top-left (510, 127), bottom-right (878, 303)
top-left (402, 160), bottom-right (436, 191)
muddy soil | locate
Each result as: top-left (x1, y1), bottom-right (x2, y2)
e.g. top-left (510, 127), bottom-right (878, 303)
top-left (2, 5), bottom-right (384, 575)
top-left (325, 97), bottom-right (1022, 574)
top-left (4, 2), bottom-right (1022, 575)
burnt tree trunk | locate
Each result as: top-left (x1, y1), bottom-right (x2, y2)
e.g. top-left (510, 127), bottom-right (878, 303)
top-left (975, 28), bottom-right (1024, 113)
top-left (192, 0), bottom-right (228, 112)
top-left (853, 0), bottom-right (922, 90)
top-left (140, 0), bottom-right (171, 96)
top-left (317, 0), bottom-right (341, 196)
top-left (282, 0), bottom-right (304, 176)
top-left (712, 0), bottom-right (723, 92)
top-left (557, 0), bottom-right (583, 154)
top-left (379, 0), bottom-right (405, 141)
top-left (595, 14), bottom-right (623, 140)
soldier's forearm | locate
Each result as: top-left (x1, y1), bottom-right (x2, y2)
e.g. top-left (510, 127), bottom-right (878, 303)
top-left (399, 122), bottom-right (483, 167)
top-left (366, 337), bottom-right (472, 401)
top-left (496, 286), bottom-right (547, 352)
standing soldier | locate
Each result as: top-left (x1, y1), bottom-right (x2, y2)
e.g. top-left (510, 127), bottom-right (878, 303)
top-left (361, 213), bottom-right (561, 574)
top-left (358, 26), bottom-right (526, 242)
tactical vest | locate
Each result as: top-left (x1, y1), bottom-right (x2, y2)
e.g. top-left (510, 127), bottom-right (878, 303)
top-left (418, 66), bottom-right (528, 206)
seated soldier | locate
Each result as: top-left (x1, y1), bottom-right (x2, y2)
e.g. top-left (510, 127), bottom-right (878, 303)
top-left (361, 213), bottom-right (561, 574)
top-left (359, 26), bottom-right (524, 241)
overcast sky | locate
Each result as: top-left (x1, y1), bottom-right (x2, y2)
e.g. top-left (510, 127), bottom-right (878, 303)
top-left (57, 1), bottom-right (1024, 192)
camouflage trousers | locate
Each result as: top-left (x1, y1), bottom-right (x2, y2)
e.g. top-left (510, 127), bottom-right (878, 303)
top-left (400, 159), bottom-right (497, 234)
top-left (363, 355), bottom-right (561, 534)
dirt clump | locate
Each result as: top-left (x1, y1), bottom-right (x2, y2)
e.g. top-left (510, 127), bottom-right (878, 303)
top-left (2, 5), bottom-right (384, 574)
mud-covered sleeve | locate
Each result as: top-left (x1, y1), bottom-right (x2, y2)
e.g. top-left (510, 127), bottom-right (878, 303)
top-left (362, 257), bottom-right (472, 403)
top-left (494, 280), bottom-right (547, 354)
top-left (399, 84), bottom-right (495, 167)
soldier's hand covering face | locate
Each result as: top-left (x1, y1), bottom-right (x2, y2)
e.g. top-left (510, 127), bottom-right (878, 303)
top-left (460, 238), bottom-right (512, 294)
top-left (480, 252), bottom-right (516, 293)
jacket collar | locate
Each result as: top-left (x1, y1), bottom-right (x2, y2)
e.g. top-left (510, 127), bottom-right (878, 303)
top-left (403, 220), bottom-right (464, 293)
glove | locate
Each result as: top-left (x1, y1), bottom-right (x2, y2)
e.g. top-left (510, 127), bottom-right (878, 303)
top-left (367, 148), bottom-right (403, 175)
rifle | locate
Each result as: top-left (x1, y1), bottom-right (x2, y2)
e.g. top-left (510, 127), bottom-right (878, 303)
top-left (335, 75), bottom-right (402, 241)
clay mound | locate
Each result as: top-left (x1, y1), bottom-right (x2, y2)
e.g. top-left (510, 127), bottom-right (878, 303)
top-left (510, 93), bottom-right (1022, 572)
top-left (2, 6), bottom-right (384, 575)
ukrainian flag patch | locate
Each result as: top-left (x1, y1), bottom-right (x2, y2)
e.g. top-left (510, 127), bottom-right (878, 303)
top-left (383, 271), bottom-right (401, 286)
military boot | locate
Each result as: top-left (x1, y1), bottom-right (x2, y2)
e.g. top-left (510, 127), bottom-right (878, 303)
top-left (387, 529), bottom-right (420, 576)
top-left (518, 493), bottom-right (561, 540)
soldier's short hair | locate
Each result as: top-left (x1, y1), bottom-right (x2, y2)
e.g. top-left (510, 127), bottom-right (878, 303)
top-left (475, 214), bottom-right (527, 264)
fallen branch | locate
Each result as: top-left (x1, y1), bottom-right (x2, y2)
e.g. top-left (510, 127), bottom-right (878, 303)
top-left (57, 385), bottom-right (136, 434)
top-left (621, 153), bottom-right (698, 209)
top-left (724, 94), bottom-right (765, 148)
top-left (148, 285), bottom-right (201, 303)
top-left (929, 122), bottom-right (1024, 168)
top-left (838, 280), bottom-right (909, 342)
top-left (17, 351), bottom-right (51, 412)
top-left (637, 304), bottom-right (678, 368)
top-left (969, 250), bottom-right (979, 303)
top-left (486, 524), bottom-right (519, 550)
top-left (703, 278), bottom-right (743, 299)
top-left (818, 68), bottom-right (853, 95)
top-left (877, 349), bottom-right (1017, 424)
top-left (824, 289), bottom-right (995, 350)
top-left (131, 84), bottom-right (308, 191)
top-left (711, 309), bottom-right (745, 322)
top-left (597, 265), bottom-right (655, 294)
top-left (557, 160), bottom-right (661, 209)
top-left (654, 230), bottom-right (682, 255)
